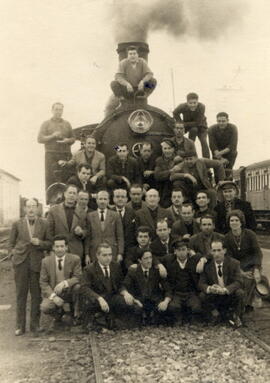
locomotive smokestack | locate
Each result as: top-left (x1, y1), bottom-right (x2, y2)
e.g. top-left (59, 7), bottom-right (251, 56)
top-left (117, 42), bottom-right (149, 62)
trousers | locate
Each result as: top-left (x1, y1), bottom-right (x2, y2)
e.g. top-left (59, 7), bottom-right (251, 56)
top-left (14, 257), bottom-right (41, 331)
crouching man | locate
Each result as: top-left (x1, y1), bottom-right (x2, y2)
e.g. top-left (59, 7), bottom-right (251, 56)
top-left (166, 240), bottom-right (202, 324)
top-left (121, 248), bottom-right (172, 325)
top-left (199, 240), bottom-right (244, 327)
top-left (40, 235), bottom-right (82, 327)
top-left (80, 243), bottom-right (127, 331)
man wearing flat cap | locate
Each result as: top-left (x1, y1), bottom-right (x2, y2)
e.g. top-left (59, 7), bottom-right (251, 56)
top-left (215, 181), bottom-right (256, 233)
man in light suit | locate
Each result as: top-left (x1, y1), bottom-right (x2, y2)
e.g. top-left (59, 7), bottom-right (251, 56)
top-left (8, 198), bottom-right (51, 336)
top-left (47, 184), bottom-right (87, 260)
top-left (136, 189), bottom-right (174, 239)
top-left (85, 190), bottom-right (124, 263)
top-left (40, 235), bottom-right (82, 325)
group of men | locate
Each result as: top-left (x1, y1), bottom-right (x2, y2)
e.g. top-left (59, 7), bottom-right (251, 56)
top-left (9, 178), bottom-right (256, 335)
top-left (9, 44), bottom-right (253, 336)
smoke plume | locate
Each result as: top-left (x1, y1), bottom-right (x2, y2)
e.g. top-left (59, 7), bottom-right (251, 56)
top-left (110, 0), bottom-right (247, 42)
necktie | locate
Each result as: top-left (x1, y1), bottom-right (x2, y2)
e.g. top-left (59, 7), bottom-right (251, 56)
top-left (58, 259), bottom-right (62, 271)
top-left (218, 265), bottom-right (223, 277)
top-left (100, 210), bottom-right (105, 222)
top-left (118, 209), bottom-right (123, 219)
top-left (104, 266), bottom-right (109, 278)
top-left (144, 270), bottom-right (148, 279)
top-left (164, 242), bottom-right (169, 255)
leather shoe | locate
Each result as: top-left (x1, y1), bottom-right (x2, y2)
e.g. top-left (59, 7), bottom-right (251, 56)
top-left (62, 314), bottom-right (73, 326)
top-left (15, 329), bottom-right (24, 336)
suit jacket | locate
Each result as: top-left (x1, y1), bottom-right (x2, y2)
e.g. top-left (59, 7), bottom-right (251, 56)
top-left (171, 219), bottom-right (200, 240)
top-left (150, 236), bottom-right (174, 259)
top-left (107, 155), bottom-right (140, 184)
top-left (166, 205), bottom-right (182, 223)
top-left (136, 206), bottom-right (174, 239)
top-left (40, 252), bottom-right (82, 298)
top-left (80, 261), bottom-right (124, 300)
top-left (8, 217), bottom-right (51, 272)
top-left (47, 202), bottom-right (87, 258)
top-left (68, 149), bottom-right (106, 178)
top-left (126, 200), bottom-right (147, 212)
top-left (123, 265), bottom-right (172, 301)
top-left (85, 209), bottom-right (124, 260)
top-left (199, 256), bottom-right (242, 294)
top-left (189, 231), bottom-right (224, 258)
top-left (215, 198), bottom-right (256, 233)
top-left (111, 206), bottom-right (137, 250)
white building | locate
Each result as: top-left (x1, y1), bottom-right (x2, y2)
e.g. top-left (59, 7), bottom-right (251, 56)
top-left (0, 169), bottom-right (20, 226)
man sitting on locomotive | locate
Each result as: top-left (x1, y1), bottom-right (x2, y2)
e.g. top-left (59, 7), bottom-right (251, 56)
top-left (169, 151), bottom-right (225, 208)
top-left (172, 92), bottom-right (210, 159)
top-left (170, 121), bottom-right (197, 163)
top-left (59, 135), bottom-right (106, 190)
top-left (107, 143), bottom-right (140, 191)
top-left (111, 45), bottom-right (157, 102)
top-left (154, 139), bottom-right (181, 208)
top-left (208, 112), bottom-right (238, 180)
top-left (215, 181), bottom-right (256, 234)
top-left (137, 142), bottom-right (157, 191)
top-left (223, 210), bottom-right (263, 311)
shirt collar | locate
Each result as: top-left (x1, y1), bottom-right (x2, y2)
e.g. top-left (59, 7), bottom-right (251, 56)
top-left (161, 238), bottom-right (169, 245)
top-left (141, 265), bottom-right (150, 272)
top-left (177, 259), bottom-right (187, 268)
top-left (215, 262), bottom-right (223, 268)
top-left (55, 254), bottom-right (65, 261)
top-left (98, 262), bottom-right (109, 270)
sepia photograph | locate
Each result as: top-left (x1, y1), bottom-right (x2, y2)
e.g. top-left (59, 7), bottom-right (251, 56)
top-left (0, 0), bottom-right (270, 382)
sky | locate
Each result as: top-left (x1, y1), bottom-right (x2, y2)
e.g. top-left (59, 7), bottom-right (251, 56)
top-left (1, 0), bottom-right (270, 204)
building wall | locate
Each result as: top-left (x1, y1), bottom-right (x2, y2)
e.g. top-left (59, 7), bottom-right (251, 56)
top-left (0, 171), bottom-right (20, 226)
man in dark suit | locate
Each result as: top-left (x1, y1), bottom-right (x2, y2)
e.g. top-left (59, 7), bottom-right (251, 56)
top-left (80, 243), bottom-right (126, 330)
top-left (137, 143), bottom-right (156, 190)
top-left (171, 203), bottom-right (200, 240)
top-left (47, 184), bottom-right (87, 260)
top-left (40, 235), bottom-right (82, 326)
top-left (199, 239), bottom-right (244, 327)
top-left (136, 189), bottom-right (173, 239)
top-left (125, 226), bottom-right (152, 269)
top-left (111, 188), bottom-right (137, 253)
top-left (126, 184), bottom-right (147, 212)
top-left (8, 198), bottom-right (51, 336)
top-left (194, 190), bottom-right (217, 224)
top-left (122, 248), bottom-right (172, 324)
top-left (67, 163), bottom-right (97, 210)
top-left (166, 188), bottom-right (185, 223)
top-left (166, 240), bottom-right (202, 322)
top-left (189, 215), bottom-right (224, 256)
top-left (85, 190), bottom-right (124, 263)
top-left (150, 219), bottom-right (174, 260)
top-left (215, 181), bottom-right (256, 233)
